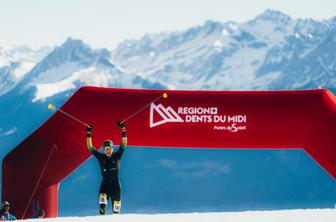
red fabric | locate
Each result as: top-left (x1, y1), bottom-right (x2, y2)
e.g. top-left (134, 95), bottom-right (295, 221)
top-left (2, 87), bottom-right (336, 218)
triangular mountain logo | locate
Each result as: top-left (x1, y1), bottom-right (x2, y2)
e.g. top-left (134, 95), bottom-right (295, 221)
top-left (150, 103), bottom-right (184, 128)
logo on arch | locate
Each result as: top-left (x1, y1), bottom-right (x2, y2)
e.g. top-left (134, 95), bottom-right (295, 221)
top-left (150, 103), bottom-right (184, 128)
top-left (149, 103), bottom-right (248, 132)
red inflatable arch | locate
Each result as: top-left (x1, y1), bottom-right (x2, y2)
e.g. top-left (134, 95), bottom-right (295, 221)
top-left (2, 87), bottom-right (336, 218)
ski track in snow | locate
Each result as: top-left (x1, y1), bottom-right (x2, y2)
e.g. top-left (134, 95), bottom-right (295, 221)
top-left (21, 209), bottom-right (336, 222)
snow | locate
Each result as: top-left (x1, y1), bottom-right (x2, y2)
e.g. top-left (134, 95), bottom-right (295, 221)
top-left (0, 46), bottom-right (49, 77)
top-left (244, 18), bottom-right (295, 45)
top-left (33, 66), bottom-right (113, 102)
top-left (203, 44), bottom-right (269, 90)
top-left (222, 28), bottom-right (230, 36)
top-left (255, 71), bottom-right (282, 87)
top-left (108, 57), bottom-right (130, 74)
top-left (1, 127), bottom-right (17, 136)
top-left (0, 44), bottom-right (17, 52)
top-left (0, 55), bottom-right (9, 67)
top-left (149, 51), bottom-right (156, 58)
top-left (2, 10), bottom-right (335, 99)
top-left (112, 10), bottom-right (314, 91)
top-left (228, 22), bottom-right (239, 31)
top-left (13, 60), bottom-right (36, 79)
top-left (213, 40), bottom-right (224, 52)
top-left (32, 62), bottom-right (154, 102)
top-left (33, 78), bottom-right (77, 102)
top-left (0, 46), bottom-right (51, 96)
top-left (34, 62), bottom-right (79, 83)
top-left (22, 209), bottom-right (336, 222)
top-left (29, 39), bottom-right (165, 102)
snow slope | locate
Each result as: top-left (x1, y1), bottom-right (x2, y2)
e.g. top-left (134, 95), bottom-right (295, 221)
top-left (23, 210), bottom-right (336, 222)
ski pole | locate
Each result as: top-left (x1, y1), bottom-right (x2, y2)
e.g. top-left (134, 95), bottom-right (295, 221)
top-left (48, 104), bottom-right (89, 127)
top-left (122, 92), bottom-right (168, 123)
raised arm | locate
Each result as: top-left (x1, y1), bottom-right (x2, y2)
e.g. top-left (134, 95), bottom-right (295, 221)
top-left (115, 121), bottom-right (127, 158)
top-left (86, 125), bottom-right (96, 153)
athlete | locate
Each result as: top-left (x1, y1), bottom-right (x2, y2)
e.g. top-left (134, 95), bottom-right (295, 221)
top-left (86, 121), bottom-right (127, 215)
top-left (0, 201), bottom-right (16, 221)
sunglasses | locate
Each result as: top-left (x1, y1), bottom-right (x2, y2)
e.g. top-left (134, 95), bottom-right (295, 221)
top-left (104, 146), bottom-right (112, 151)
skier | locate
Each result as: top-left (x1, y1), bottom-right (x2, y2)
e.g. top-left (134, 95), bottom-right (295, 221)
top-left (86, 121), bottom-right (127, 215)
top-left (0, 201), bottom-right (16, 220)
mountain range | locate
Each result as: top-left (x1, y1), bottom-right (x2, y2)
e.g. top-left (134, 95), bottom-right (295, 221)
top-left (1, 9), bottom-right (335, 155)
top-left (112, 9), bottom-right (336, 90)
top-left (1, 9), bottom-right (336, 215)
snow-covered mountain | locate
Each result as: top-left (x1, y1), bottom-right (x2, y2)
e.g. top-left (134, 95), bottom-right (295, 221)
top-left (2, 10), bottom-right (336, 103)
top-left (111, 9), bottom-right (336, 90)
top-left (11, 38), bottom-right (165, 102)
top-left (0, 45), bottom-right (51, 95)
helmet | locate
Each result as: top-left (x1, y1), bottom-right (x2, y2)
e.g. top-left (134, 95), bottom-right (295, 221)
top-left (1, 201), bottom-right (10, 208)
top-left (103, 140), bottom-right (113, 148)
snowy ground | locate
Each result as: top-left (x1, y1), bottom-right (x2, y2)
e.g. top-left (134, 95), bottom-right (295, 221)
top-left (22, 209), bottom-right (336, 222)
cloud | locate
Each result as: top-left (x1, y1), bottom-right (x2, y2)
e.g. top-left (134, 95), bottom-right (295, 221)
top-left (72, 174), bottom-right (88, 183)
top-left (158, 159), bottom-right (179, 169)
top-left (156, 159), bottom-right (231, 178)
top-left (2, 127), bottom-right (17, 136)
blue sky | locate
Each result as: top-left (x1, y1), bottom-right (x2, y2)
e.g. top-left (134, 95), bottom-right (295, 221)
top-left (59, 147), bottom-right (336, 216)
top-left (1, 0), bottom-right (336, 49)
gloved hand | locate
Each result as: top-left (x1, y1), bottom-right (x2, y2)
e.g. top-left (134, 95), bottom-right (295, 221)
top-left (116, 121), bottom-right (125, 128)
top-left (87, 124), bottom-right (94, 132)
top-left (87, 124), bottom-right (93, 137)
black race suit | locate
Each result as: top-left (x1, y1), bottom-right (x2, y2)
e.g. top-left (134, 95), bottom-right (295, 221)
top-left (87, 127), bottom-right (127, 214)
top-left (91, 146), bottom-right (124, 201)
